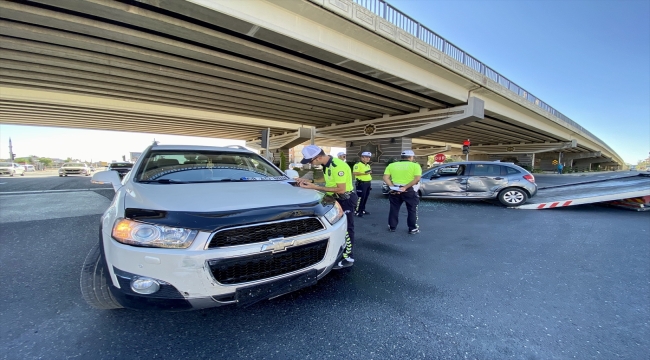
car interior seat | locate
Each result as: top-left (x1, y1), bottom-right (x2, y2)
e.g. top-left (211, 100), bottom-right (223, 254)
top-left (157, 159), bottom-right (179, 167)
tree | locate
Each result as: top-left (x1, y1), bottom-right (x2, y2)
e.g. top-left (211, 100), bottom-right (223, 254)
top-left (14, 157), bottom-right (32, 164)
top-left (500, 156), bottom-right (519, 164)
top-left (39, 158), bottom-right (53, 167)
top-left (279, 151), bottom-right (287, 171)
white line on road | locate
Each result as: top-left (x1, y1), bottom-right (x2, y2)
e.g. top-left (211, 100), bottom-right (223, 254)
top-left (0, 188), bottom-right (113, 195)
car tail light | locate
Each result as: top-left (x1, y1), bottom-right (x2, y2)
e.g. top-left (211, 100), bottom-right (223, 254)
top-left (523, 174), bottom-right (535, 183)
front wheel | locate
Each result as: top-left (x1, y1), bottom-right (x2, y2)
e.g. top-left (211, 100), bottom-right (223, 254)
top-left (9, 171), bottom-right (14, 177)
top-left (20, 172), bottom-right (25, 176)
top-left (80, 243), bottom-right (123, 310)
top-left (498, 188), bottom-right (528, 206)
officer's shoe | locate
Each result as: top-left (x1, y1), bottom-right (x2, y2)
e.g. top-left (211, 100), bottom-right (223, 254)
top-left (356, 212), bottom-right (363, 218)
top-left (333, 257), bottom-right (354, 269)
top-left (408, 228), bottom-right (420, 235)
top-left (388, 226), bottom-right (396, 232)
top-left (362, 210), bottom-right (370, 215)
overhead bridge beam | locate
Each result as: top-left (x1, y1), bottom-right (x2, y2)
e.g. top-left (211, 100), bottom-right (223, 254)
top-left (469, 140), bottom-right (578, 154)
top-left (315, 97), bottom-right (484, 141)
top-left (246, 127), bottom-right (313, 150)
top-left (413, 145), bottom-right (452, 156)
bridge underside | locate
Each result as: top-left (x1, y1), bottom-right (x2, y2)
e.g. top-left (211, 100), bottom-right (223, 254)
top-left (0, 0), bottom-right (619, 164)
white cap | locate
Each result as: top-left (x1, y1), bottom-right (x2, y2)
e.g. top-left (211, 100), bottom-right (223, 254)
top-left (361, 152), bottom-right (372, 157)
top-left (401, 150), bottom-right (415, 156)
top-left (337, 152), bottom-right (346, 157)
top-left (301, 145), bottom-right (323, 164)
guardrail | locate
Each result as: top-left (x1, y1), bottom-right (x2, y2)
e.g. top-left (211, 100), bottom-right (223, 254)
top-left (353, 0), bottom-right (609, 149)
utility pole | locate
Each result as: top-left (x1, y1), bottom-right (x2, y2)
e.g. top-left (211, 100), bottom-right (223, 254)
top-left (9, 137), bottom-right (14, 161)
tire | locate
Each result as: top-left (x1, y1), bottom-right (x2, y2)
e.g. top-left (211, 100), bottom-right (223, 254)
top-left (80, 242), bottom-right (123, 310)
top-left (498, 187), bottom-right (528, 206)
top-left (59, 174), bottom-right (63, 177)
top-left (20, 172), bottom-right (25, 176)
top-left (10, 171), bottom-right (14, 177)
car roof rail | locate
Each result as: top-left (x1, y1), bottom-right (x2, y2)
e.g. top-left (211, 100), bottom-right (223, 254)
top-left (225, 145), bottom-right (251, 151)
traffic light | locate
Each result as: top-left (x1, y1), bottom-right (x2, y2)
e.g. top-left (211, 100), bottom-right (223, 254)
top-left (462, 139), bottom-right (470, 155)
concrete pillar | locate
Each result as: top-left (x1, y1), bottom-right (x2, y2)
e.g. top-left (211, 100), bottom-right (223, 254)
top-left (345, 136), bottom-right (421, 175)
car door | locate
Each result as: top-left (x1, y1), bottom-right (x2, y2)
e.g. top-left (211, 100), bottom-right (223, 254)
top-left (465, 164), bottom-right (508, 198)
top-left (419, 165), bottom-right (468, 197)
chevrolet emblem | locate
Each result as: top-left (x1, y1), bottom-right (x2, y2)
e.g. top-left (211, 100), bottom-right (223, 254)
top-left (260, 237), bottom-right (295, 253)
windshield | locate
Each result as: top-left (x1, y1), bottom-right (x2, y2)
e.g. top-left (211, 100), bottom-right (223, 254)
top-left (135, 150), bottom-right (287, 183)
top-left (63, 163), bottom-right (85, 167)
top-left (110, 163), bottom-right (133, 168)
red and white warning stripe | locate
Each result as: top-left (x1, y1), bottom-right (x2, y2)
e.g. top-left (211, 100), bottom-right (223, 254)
top-left (535, 201), bottom-right (573, 209)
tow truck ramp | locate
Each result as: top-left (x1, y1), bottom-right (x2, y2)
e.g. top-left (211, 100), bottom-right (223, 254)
top-left (514, 174), bottom-right (650, 210)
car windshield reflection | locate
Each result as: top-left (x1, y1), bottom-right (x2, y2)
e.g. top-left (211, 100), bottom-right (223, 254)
top-left (135, 150), bottom-right (287, 183)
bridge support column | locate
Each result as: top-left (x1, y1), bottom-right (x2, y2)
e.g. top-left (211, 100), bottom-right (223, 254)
top-left (345, 136), bottom-right (427, 174)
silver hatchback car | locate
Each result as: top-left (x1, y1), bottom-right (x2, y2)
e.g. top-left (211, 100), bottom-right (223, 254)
top-left (382, 161), bottom-right (537, 206)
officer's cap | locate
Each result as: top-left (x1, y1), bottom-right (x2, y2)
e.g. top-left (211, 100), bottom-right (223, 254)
top-left (301, 145), bottom-right (323, 164)
top-left (337, 152), bottom-right (346, 157)
top-left (361, 152), bottom-right (372, 157)
top-left (401, 150), bottom-right (415, 156)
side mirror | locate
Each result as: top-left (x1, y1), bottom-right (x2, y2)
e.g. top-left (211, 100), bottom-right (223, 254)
top-left (91, 170), bottom-right (122, 191)
top-left (430, 173), bottom-right (441, 179)
top-left (285, 169), bottom-right (300, 179)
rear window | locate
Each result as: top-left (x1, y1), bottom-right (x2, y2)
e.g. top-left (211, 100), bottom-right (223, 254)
top-left (506, 167), bottom-right (521, 175)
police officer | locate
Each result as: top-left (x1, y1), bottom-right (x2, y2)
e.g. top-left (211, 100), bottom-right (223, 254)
top-left (337, 152), bottom-right (347, 161)
top-left (383, 150), bottom-right (422, 234)
top-left (353, 151), bottom-right (373, 217)
top-left (296, 145), bottom-right (357, 268)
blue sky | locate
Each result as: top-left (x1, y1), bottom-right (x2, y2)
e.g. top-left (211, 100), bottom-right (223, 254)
top-left (389, 0), bottom-right (649, 164)
top-left (1, 0), bottom-right (648, 164)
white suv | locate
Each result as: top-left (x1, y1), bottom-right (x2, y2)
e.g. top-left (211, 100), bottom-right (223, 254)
top-left (81, 144), bottom-right (348, 310)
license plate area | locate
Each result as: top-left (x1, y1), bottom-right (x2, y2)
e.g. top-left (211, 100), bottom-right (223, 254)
top-left (235, 269), bottom-right (317, 307)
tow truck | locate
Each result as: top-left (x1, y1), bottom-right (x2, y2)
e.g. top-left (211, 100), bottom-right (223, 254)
top-left (514, 172), bottom-right (650, 211)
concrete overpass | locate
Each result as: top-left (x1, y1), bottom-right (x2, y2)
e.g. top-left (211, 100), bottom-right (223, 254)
top-left (0, 0), bottom-right (624, 170)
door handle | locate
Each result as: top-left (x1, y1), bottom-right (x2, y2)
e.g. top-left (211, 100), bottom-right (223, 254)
top-left (494, 177), bottom-right (504, 180)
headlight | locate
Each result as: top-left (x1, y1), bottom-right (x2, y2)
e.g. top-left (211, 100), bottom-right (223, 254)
top-left (323, 201), bottom-right (344, 225)
top-left (111, 218), bottom-right (198, 248)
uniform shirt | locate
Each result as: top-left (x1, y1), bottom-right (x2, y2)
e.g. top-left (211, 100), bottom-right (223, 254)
top-left (384, 160), bottom-right (422, 185)
top-left (353, 162), bottom-right (372, 181)
top-left (323, 156), bottom-right (354, 193)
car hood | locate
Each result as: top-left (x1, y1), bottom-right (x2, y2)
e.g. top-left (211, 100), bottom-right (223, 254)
top-left (123, 181), bottom-right (322, 212)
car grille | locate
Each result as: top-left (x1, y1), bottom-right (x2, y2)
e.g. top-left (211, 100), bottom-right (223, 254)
top-left (207, 239), bottom-right (328, 284)
top-left (207, 218), bottom-right (324, 248)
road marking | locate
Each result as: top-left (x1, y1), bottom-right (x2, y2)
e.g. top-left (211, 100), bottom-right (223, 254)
top-left (0, 188), bottom-right (112, 195)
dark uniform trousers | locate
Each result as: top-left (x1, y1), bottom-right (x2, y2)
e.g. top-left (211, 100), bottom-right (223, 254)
top-left (355, 180), bottom-right (371, 214)
top-left (337, 192), bottom-right (358, 259)
top-left (388, 188), bottom-right (419, 231)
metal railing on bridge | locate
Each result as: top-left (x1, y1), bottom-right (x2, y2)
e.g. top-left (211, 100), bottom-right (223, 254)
top-left (354, 0), bottom-right (607, 148)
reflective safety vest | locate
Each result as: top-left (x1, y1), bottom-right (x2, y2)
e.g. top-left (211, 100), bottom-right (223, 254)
top-left (353, 162), bottom-right (372, 181)
top-left (323, 156), bottom-right (354, 193)
top-left (384, 160), bottom-right (422, 185)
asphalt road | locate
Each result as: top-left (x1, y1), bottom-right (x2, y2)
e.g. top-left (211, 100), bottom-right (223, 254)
top-left (1, 177), bottom-right (648, 359)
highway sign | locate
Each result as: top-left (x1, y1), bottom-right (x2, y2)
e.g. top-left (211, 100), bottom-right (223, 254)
top-left (434, 153), bottom-right (446, 163)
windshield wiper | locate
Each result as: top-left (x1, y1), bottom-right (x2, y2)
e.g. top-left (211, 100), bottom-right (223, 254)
top-left (139, 179), bottom-right (189, 184)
